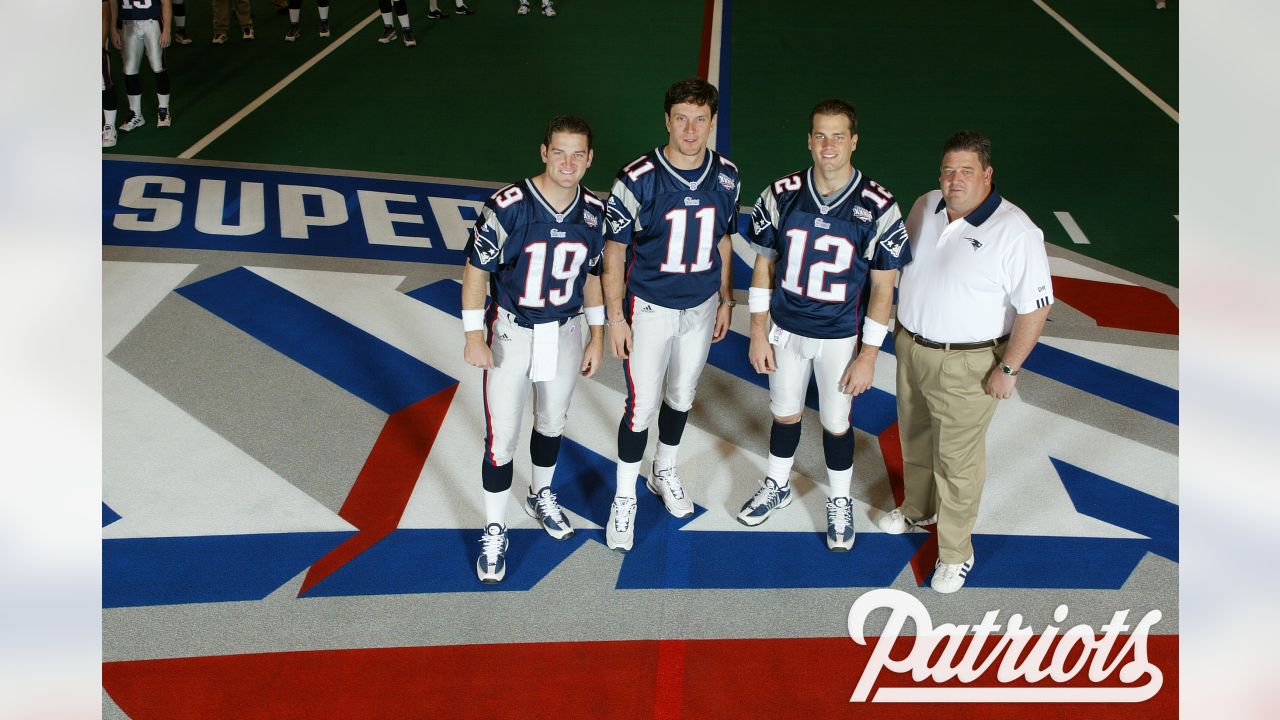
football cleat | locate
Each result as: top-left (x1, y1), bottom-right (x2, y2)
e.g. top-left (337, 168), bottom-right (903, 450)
top-left (242, 26), bottom-right (255, 40)
top-left (542, 2), bottom-right (556, 16)
top-left (931, 555), bottom-right (975, 594)
top-left (475, 523), bottom-right (508, 583)
top-left (825, 497), bottom-right (855, 551)
top-left (454, 3), bottom-right (475, 14)
top-left (156, 108), bottom-right (171, 128)
top-left (606, 497), bottom-right (637, 552)
top-left (378, 25), bottom-right (397, 43)
top-left (285, 24), bottom-right (301, 41)
top-left (102, 125), bottom-right (117, 148)
top-left (517, 3), bottom-right (530, 14)
top-left (646, 462), bottom-right (694, 518)
top-left (173, 28), bottom-right (192, 45)
top-left (319, 20), bottom-right (330, 37)
top-left (211, 32), bottom-right (228, 45)
top-left (523, 486), bottom-right (574, 540)
top-left (402, 28), bottom-right (417, 47)
top-left (119, 113), bottom-right (145, 132)
top-left (736, 477), bottom-right (793, 526)
top-left (427, 9), bottom-right (446, 19)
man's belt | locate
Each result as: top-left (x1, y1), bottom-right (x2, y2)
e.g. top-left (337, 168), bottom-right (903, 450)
top-left (900, 324), bottom-right (1010, 351)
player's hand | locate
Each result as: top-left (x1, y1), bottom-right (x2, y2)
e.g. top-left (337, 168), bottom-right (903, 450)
top-left (111, 28), bottom-right (122, 50)
top-left (581, 335), bottom-right (605, 378)
top-left (839, 352), bottom-right (876, 396)
top-left (711, 303), bottom-right (732, 343)
top-left (161, 29), bottom-right (171, 48)
top-left (463, 336), bottom-right (493, 370)
top-left (608, 321), bottom-right (632, 360)
top-left (748, 332), bottom-right (776, 374)
top-left (984, 368), bottom-right (1017, 400)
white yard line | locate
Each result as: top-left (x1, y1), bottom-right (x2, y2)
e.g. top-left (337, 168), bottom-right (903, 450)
top-left (179, 12), bottom-right (381, 159)
top-left (1032, 0), bottom-right (1178, 123)
top-left (1054, 211), bottom-right (1091, 244)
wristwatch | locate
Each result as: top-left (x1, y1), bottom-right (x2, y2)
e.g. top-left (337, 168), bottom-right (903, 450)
top-left (720, 297), bottom-right (737, 307)
top-left (999, 362), bottom-right (1020, 376)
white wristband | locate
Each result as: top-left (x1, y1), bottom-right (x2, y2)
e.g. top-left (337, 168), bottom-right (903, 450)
top-left (861, 317), bottom-right (888, 348)
top-left (748, 287), bottom-right (773, 313)
top-left (584, 305), bottom-right (605, 326)
top-left (462, 309), bottom-right (485, 333)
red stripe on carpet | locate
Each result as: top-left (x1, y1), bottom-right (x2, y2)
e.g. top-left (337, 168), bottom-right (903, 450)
top-left (103, 635), bottom-right (1178, 719)
top-left (653, 639), bottom-right (686, 720)
top-left (878, 422), bottom-right (904, 507)
top-left (909, 532), bottom-right (939, 587)
top-left (298, 385), bottom-right (458, 595)
top-left (698, 0), bottom-right (716, 79)
top-left (1051, 276), bottom-right (1178, 335)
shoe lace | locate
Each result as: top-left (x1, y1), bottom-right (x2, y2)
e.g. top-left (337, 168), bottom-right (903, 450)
top-left (749, 479), bottom-right (783, 509)
top-left (612, 499), bottom-right (635, 531)
top-left (826, 499), bottom-right (852, 533)
top-left (535, 489), bottom-right (567, 523)
top-left (654, 467), bottom-right (686, 499)
top-left (479, 526), bottom-right (505, 558)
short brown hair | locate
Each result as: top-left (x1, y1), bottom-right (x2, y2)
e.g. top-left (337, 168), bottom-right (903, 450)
top-left (543, 115), bottom-right (593, 150)
top-left (942, 131), bottom-right (991, 168)
top-left (664, 78), bottom-right (719, 117)
top-left (809, 99), bottom-right (858, 135)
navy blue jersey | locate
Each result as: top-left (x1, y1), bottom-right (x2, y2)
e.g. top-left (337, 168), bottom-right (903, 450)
top-left (748, 167), bottom-right (911, 339)
top-left (116, 0), bottom-right (164, 22)
top-left (605, 147), bottom-right (741, 310)
top-left (465, 179), bottom-right (606, 326)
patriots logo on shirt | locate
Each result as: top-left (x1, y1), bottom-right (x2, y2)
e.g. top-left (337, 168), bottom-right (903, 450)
top-left (814, 217), bottom-right (831, 230)
top-left (878, 224), bottom-right (908, 258)
top-left (550, 229), bottom-right (567, 238)
top-left (751, 204), bottom-right (771, 235)
top-left (606, 204), bottom-right (632, 236)
top-left (852, 206), bottom-right (874, 223)
top-left (684, 197), bottom-right (701, 206)
top-left (584, 211), bottom-right (598, 229)
top-left (966, 237), bottom-right (983, 251)
top-left (473, 232), bottom-right (499, 265)
top-left (718, 173), bottom-right (736, 191)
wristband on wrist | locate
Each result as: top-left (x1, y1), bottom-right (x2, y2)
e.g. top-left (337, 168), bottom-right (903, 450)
top-left (462, 309), bottom-right (485, 333)
top-left (861, 317), bottom-right (888, 348)
top-left (748, 286), bottom-right (772, 313)
top-left (584, 305), bottom-right (605, 326)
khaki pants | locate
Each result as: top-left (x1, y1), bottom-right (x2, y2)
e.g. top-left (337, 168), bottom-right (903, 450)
top-left (895, 324), bottom-right (1001, 563)
top-left (212, 0), bottom-right (253, 33)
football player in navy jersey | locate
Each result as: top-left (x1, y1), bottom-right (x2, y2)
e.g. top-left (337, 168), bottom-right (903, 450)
top-left (601, 78), bottom-right (739, 551)
top-left (109, 0), bottom-right (173, 132)
top-left (736, 99), bottom-right (911, 552)
top-left (461, 116), bottom-right (607, 583)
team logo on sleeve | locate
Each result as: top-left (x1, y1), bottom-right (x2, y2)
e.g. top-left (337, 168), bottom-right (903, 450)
top-left (584, 211), bottom-right (599, 229)
top-left (751, 204), bottom-right (772, 235)
top-left (852, 206), bottom-right (874, 223)
top-left (473, 231), bottom-right (500, 265)
top-left (605, 202), bottom-right (632, 235)
top-left (878, 223), bottom-right (908, 258)
top-left (718, 173), bottom-right (736, 191)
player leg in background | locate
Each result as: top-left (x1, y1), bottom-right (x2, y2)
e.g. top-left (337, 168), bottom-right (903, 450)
top-left (172, 0), bottom-right (192, 44)
top-left (476, 312), bottom-right (534, 583)
top-left (517, 1), bottom-right (554, 16)
top-left (102, 51), bottom-right (118, 147)
top-left (645, 293), bottom-right (717, 518)
top-left (608, 301), bottom-right (676, 551)
top-left (286, 0), bottom-right (330, 40)
top-left (737, 339), bottom-right (810, 527)
top-left (523, 320), bottom-right (588, 541)
top-left (376, 0), bottom-right (415, 46)
top-left (429, 1), bottom-right (475, 19)
top-left (141, 19), bottom-right (171, 127)
top-left (119, 22), bottom-right (146, 131)
top-left (813, 336), bottom-right (858, 551)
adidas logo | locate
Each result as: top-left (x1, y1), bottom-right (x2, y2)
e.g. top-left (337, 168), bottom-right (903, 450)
top-left (499, 332), bottom-right (511, 340)
top-left (641, 305), bottom-right (655, 313)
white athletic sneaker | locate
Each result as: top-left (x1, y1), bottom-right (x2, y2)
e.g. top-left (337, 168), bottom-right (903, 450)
top-left (119, 113), bottom-right (145, 132)
top-left (523, 486), bottom-right (574, 540)
top-left (542, 3), bottom-right (556, 16)
top-left (826, 497), bottom-right (855, 552)
top-left (102, 125), bottom-right (117, 148)
top-left (156, 108), bottom-right (171, 128)
top-left (606, 496), bottom-right (637, 552)
top-left (877, 507), bottom-right (936, 534)
top-left (646, 462), bottom-right (693, 518)
top-left (475, 522), bottom-right (508, 583)
top-left (931, 555), bottom-right (975, 594)
top-left (736, 477), bottom-right (793, 526)
top-left (517, 3), bottom-right (530, 14)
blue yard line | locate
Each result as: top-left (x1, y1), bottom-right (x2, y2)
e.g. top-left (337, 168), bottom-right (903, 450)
top-left (1052, 457), bottom-right (1178, 562)
top-left (1025, 343), bottom-right (1178, 424)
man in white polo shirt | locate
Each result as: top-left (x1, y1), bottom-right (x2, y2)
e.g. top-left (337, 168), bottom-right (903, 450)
top-left (880, 131), bottom-right (1053, 593)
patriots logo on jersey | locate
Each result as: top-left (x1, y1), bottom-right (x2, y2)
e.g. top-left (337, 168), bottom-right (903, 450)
top-left (606, 204), bottom-right (632, 236)
top-left (751, 205), bottom-right (771, 235)
top-left (584, 212), bottom-right (598, 229)
top-left (814, 217), bottom-right (831, 230)
top-left (683, 197), bottom-right (700, 206)
top-left (718, 173), bottom-right (736, 191)
top-left (550, 229), bottom-right (567, 238)
top-left (879, 224), bottom-right (909, 259)
top-left (852, 206), bottom-right (874, 223)
top-left (473, 233), bottom-right (499, 265)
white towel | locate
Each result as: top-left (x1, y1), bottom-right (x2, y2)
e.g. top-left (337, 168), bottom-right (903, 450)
top-left (529, 321), bottom-right (559, 382)
top-left (769, 323), bottom-right (819, 359)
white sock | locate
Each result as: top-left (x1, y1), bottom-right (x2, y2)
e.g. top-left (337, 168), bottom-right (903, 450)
top-left (826, 467), bottom-right (853, 499)
top-left (127, 94), bottom-right (141, 115)
top-left (398, 12), bottom-right (411, 28)
top-left (157, 94), bottom-right (169, 111)
top-left (654, 442), bottom-right (678, 470)
top-left (104, 109), bottom-right (117, 128)
top-left (289, 9), bottom-right (300, 24)
top-left (615, 460), bottom-right (640, 499)
top-left (766, 454), bottom-right (795, 485)
top-left (429, 0), bottom-right (440, 10)
top-left (531, 464), bottom-right (555, 493)
top-left (380, 11), bottom-right (392, 25)
top-left (483, 488), bottom-right (510, 528)
top-left (319, 7), bottom-right (330, 21)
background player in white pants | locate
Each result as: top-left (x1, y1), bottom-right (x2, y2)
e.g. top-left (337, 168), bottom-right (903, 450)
top-left (109, 0), bottom-right (172, 132)
top-left (739, 99), bottom-right (912, 551)
top-left (461, 116), bottom-right (607, 583)
top-left (602, 78), bottom-right (739, 551)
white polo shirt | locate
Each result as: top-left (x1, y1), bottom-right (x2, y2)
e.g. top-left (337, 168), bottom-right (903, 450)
top-left (896, 188), bottom-right (1053, 344)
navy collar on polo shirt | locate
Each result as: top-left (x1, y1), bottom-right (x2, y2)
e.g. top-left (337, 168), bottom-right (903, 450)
top-left (933, 184), bottom-right (1003, 227)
